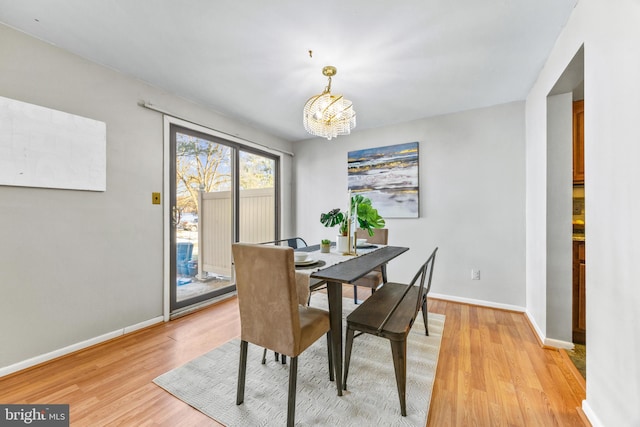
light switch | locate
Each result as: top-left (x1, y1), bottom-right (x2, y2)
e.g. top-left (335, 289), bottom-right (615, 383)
top-left (152, 192), bottom-right (161, 204)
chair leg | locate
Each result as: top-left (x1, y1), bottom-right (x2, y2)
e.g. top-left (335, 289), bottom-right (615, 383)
top-left (274, 352), bottom-right (287, 364)
top-left (326, 331), bottom-right (334, 381)
top-left (262, 348), bottom-right (267, 364)
top-left (390, 338), bottom-right (408, 416)
top-left (287, 356), bottom-right (298, 427)
top-left (422, 295), bottom-right (429, 336)
top-left (237, 340), bottom-right (248, 405)
top-left (343, 326), bottom-right (355, 390)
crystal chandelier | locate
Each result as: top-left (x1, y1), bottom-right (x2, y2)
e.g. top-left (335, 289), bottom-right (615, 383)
top-left (303, 66), bottom-right (356, 140)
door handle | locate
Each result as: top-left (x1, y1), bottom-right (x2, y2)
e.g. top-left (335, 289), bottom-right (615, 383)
top-left (172, 206), bottom-right (181, 228)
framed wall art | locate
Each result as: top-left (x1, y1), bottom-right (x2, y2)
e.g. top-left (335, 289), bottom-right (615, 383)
top-left (0, 95), bottom-right (106, 191)
top-left (348, 141), bottom-right (419, 218)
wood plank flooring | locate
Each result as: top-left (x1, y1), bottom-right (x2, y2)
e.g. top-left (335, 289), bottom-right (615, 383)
top-left (0, 287), bottom-right (586, 426)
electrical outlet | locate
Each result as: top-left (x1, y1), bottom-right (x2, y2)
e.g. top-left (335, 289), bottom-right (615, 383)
top-left (471, 269), bottom-right (481, 280)
top-left (152, 192), bottom-right (161, 204)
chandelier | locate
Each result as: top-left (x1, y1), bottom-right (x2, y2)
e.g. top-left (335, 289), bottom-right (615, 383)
top-left (303, 66), bottom-right (356, 140)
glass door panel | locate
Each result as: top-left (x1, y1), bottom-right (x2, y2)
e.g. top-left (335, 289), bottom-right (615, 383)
top-left (169, 125), bottom-right (279, 313)
top-left (171, 126), bottom-right (235, 311)
top-left (238, 150), bottom-right (276, 243)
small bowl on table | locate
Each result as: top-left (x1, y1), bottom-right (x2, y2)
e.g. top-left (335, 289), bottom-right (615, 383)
top-left (294, 252), bottom-right (309, 263)
top-left (356, 238), bottom-right (368, 247)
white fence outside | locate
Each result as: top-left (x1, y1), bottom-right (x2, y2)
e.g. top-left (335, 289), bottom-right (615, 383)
top-left (197, 188), bottom-right (275, 278)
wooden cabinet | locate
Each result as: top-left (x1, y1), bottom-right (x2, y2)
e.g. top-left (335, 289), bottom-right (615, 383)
top-left (573, 100), bottom-right (584, 184)
top-left (572, 241), bottom-right (586, 344)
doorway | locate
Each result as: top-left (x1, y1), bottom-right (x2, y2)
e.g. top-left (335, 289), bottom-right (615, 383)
top-left (570, 98), bottom-right (586, 379)
top-left (546, 45), bottom-right (586, 379)
top-left (167, 121), bottom-right (279, 314)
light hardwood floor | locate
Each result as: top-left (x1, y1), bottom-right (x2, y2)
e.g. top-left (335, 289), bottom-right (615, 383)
top-left (0, 287), bottom-right (587, 426)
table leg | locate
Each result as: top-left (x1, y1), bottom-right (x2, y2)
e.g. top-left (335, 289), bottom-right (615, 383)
top-left (326, 280), bottom-right (343, 396)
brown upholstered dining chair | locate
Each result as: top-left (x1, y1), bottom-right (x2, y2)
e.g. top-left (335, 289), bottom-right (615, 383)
top-left (232, 243), bottom-right (334, 427)
top-left (257, 237), bottom-right (310, 365)
top-left (350, 228), bottom-right (389, 304)
top-left (343, 247), bottom-right (438, 417)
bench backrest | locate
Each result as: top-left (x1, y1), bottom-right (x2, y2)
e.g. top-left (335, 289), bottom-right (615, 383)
top-left (377, 247), bottom-right (438, 334)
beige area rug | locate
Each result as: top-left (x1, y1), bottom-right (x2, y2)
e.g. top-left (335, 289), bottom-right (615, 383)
top-left (154, 293), bottom-right (445, 426)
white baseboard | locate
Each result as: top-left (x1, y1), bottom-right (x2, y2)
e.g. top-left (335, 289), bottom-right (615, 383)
top-left (0, 316), bottom-right (164, 378)
top-left (429, 292), bottom-right (526, 312)
top-left (430, 294), bottom-right (575, 350)
top-left (524, 310), bottom-right (574, 349)
top-left (525, 309), bottom-right (545, 341)
top-left (544, 337), bottom-right (574, 350)
top-left (582, 400), bottom-right (604, 427)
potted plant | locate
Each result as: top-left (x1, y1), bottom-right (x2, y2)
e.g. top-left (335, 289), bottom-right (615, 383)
top-left (320, 239), bottom-right (331, 253)
top-left (351, 194), bottom-right (385, 236)
top-left (320, 195), bottom-right (385, 253)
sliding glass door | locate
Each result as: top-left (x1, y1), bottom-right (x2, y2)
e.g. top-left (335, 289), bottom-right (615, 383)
top-left (238, 150), bottom-right (277, 243)
top-left (169, 124), bottom-right (278, 313)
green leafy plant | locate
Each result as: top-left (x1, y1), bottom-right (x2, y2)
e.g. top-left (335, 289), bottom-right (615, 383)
top-left (320, 208), bottom-right (348, 235)
top-left (321, 239), bottom-right (331, 245)
top-left (352, 194), bottom-right (385, 235)
top-left (320, 195), bottom-right (385, 236)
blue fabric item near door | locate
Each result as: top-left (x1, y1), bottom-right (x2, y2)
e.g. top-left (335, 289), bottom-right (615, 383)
top-left (177, 242), bottom-right (193, 275)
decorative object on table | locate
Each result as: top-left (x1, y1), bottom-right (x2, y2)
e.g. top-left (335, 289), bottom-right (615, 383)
top-left (303, 65), bottom-right (356, 140)
top-left (348, 141), bottom-right (419, 218)
top-left (320, 239), bottom-right (331, 253)
top-left (320, 192), bottom-right (385, 254)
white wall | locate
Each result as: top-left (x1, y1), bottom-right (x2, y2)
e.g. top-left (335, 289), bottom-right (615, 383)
top-left (526, 0), bottom-right (640, 425)
top-left (545, 93), bottom-right (573, 343)
top-left (294, 102), bottom-right (526, 309)
top-left (0, 24), bottom-right (293, 372)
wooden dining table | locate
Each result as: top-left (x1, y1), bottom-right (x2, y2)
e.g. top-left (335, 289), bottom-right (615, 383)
top-left (296, 244), bottom-right (409, 396)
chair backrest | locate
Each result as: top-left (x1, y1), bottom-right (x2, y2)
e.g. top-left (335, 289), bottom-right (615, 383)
top-left (258, 237), bottom-right (308, 249)
top-left (232, 243), bottom-right (301, 356)
top-left (356, 228), bottom-right (388, 245)
top-left (357, 229), bottom-right (388, 275)
top-left (376, 247), bottom-right (438, 334)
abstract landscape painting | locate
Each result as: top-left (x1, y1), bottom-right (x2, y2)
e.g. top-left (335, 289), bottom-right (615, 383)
top-left (348, 142), bottom-right (419, 218)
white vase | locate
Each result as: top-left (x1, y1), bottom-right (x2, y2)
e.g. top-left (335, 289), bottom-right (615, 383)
top-left (336, 235), bottom-right (350, 254)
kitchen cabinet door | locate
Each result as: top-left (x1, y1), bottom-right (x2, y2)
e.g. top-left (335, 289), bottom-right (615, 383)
top-left (572, 241), bottom-right (586, 344)
top-left (573, 100), bottom-right (584, 184)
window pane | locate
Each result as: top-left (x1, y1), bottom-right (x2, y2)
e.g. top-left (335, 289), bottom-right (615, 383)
top-left (239, 151), bottom-right (275, 243)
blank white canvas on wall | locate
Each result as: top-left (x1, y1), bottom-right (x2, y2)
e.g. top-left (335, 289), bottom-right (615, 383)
top-left (0, 95), bottom-right (106, 191)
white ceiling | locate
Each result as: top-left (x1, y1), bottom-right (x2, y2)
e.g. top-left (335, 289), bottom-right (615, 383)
top-left (0, 0), bottom-right (577, 142)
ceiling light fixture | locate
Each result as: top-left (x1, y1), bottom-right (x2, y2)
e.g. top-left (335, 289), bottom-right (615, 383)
top-left (303, 66), bottom-right (356, 140)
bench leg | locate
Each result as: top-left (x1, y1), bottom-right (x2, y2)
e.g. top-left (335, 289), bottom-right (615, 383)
top-left (390, 338), bottom-right (408, 416)
top-left (422, 295), bottom-right (429, 336)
